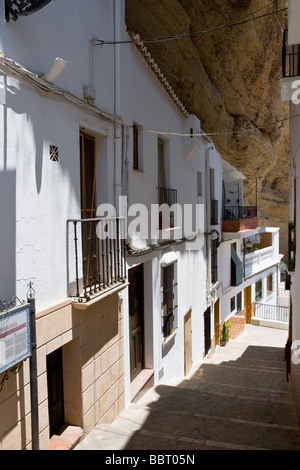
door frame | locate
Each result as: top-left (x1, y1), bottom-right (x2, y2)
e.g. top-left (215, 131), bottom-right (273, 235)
top-left (184, 309), bottom-right (192, 376)
top-left (128, 264), bottom-right (145, 382)
top-left (204, 307), bottom-right (211, 356)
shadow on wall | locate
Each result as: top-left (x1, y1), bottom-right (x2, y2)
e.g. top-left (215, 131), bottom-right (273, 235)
top-left (0, 170), bottom-right (16, 305)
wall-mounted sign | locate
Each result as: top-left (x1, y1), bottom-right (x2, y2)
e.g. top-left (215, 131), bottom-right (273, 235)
top-left (0, 304), bottom-right (31, 374)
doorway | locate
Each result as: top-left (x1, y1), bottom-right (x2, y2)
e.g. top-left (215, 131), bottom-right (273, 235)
top-left (204, 307), bottom-right (211, 356)
top-left (184, 309), bottom-right (192, 376)
top-left (80, 132), bottom-right (96, 219)
top-left (47, 347), bottom-right (65, 437)
top-left (129, 265), bottom-right (145, 382)
top-left (80, 132), bottom-right (98, 288)
top-left (214, 299), bottom-right (220, 345)
top-left (244, 285), bottom-right (252, 323)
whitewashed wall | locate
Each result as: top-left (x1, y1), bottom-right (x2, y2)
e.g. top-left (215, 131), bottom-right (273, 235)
top-left (120, 35), bottom-right (224, 392)
top-left (0, 0), bottom-right (128, 310)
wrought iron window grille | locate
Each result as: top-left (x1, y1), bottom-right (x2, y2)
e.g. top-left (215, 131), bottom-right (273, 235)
top-left (5, 0), bottom-right (52, 22)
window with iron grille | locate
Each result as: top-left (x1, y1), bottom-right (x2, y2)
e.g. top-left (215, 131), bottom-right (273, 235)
top-left (162, 263), bottom-right (178, 340)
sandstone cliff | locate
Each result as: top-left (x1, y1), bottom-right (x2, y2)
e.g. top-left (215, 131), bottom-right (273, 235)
top-left (126, 0), bottom-right (289, 257)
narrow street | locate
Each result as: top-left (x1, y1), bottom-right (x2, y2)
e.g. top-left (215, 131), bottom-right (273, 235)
top-left (76, 325), bottom-right (300, 451)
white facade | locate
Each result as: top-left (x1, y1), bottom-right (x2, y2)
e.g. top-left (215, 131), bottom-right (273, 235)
top-left (219, 162), bottom-right (281, 327)
top-left (280, 0), bottom-right (300, 424)
top-left (119, 35), bottom-right (224, 395)
top-left (0, 0), bottom-right (285, 449)
top-left (0, 1), bottom-right (226, 447)
top-left (0, 0), bottom-right (126, 312)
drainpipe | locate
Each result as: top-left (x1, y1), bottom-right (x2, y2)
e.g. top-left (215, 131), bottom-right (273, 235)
top-left (205, 146), bottom-right (214, 302)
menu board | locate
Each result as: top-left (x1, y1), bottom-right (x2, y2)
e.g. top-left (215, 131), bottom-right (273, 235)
top-left (0, 304), bottom-right (31, 374)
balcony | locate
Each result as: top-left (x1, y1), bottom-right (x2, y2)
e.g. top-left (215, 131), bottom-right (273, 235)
top-left (281, 29), bottom-right (300, 101)
top-left (67, 217), bottom-right (126, 302)
top-left (282, 29), bottom-right (300, 79)
top-left (244, 246), bottom-right (276, 278)
top-left (222, 206), bottom-right (258, 233)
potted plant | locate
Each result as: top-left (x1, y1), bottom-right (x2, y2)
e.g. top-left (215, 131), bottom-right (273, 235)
top-left (220, 320), bottom-right (231, 347)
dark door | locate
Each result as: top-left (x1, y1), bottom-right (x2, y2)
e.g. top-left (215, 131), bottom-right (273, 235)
top-left (80, 133), bottom-right (98, 288)
top-left (204, 307), bottom-right (211, 356)
top-left (47, 347), bottom-right (65, 436)
top-left (129, 265), bottom-right (144, 382)
top-left (80, 133), bottom-right (96, 220)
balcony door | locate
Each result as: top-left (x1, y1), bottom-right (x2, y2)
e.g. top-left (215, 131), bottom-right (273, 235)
top-left (80, 133), bottom-right (96, 219)
top-left (80, 133), bottom-right (98, 288)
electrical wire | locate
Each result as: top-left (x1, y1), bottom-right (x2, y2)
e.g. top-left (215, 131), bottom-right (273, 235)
top-left (139, 113), bottom-right (298, 138)
top-left (97, 5), bottom-right (287, 46)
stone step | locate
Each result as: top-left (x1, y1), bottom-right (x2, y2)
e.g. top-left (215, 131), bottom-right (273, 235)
top-left (176, 377), bottom-right (293, 403)
top-left (179, 363), bottom-right (290, 397)
top-left (138, 385), bottom-right (299, 428)
top-left (98, 403), bottom-right (300, 450)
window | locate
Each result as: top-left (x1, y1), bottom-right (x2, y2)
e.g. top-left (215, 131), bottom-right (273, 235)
top-left (162, 263), bottom-right (177, 339)
top-left (255, 280), bottom-right (262, 301)
top-left (231, 243), bottom-right (242, 287)
top-left (230, 296), bottom-right (235, 312)
top-left (197, 171), bottom-right (202, 197)
top-left (267, 274), bottom-right (273, 294)
top-left (211, 239), bottom-right (218, 284)
top-left (133, 124), bottom-right (142, 170)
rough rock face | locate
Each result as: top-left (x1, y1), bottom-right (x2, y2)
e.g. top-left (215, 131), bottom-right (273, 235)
top-left (126, 0), bottom-right (289, 257)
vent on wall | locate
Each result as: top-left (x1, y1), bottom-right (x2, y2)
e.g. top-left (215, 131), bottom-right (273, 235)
top-left (49, 145), bottom-right (59, 162)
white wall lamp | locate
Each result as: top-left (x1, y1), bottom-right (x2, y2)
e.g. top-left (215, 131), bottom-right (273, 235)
top-left (42, 57), bottom-right (68, 83)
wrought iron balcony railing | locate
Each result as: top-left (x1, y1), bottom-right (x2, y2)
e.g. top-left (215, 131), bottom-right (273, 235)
top-left (223, 206), bottom-right (257, 221)
top-left (282, 29), bottom-right (300, 78)
top-left (68, 217), bottom-right (126, 302)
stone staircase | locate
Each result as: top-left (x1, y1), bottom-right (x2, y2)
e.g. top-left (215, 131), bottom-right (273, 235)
top-left (76, 326), bottom-right (300, 451)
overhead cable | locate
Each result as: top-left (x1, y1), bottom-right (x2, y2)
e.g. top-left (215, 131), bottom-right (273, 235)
top-left (97, 6), bottom-right (287, 46)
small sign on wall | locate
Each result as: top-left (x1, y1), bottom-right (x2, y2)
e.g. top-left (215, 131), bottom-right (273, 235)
top-left (0, 304), bottom-right (31, 374)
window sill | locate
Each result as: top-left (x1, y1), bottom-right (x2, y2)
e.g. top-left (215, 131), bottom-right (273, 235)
top-left (133, 168), bottom-right (145, 174)
top-left (72, 282), bottom-right (129, 310)
top-left (163, 327), bottom-right (177, 344)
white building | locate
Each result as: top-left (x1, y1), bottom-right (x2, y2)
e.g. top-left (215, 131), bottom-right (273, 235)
top-left (0, 0), bottom-right (129, 450)
top-left (0, 0), bottom-right (283, 451)
top-left (219, 161), bottom-right (282, 338)
top-left (280, 0), bottom-right (300, 425)
top-left (0, 0), bottom-right (224, 449)
top-left (112, 30), bottom-right (225, 400)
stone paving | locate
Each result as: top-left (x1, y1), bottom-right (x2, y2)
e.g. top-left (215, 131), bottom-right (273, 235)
top-left (76, 325), bottom-right (300, 451)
